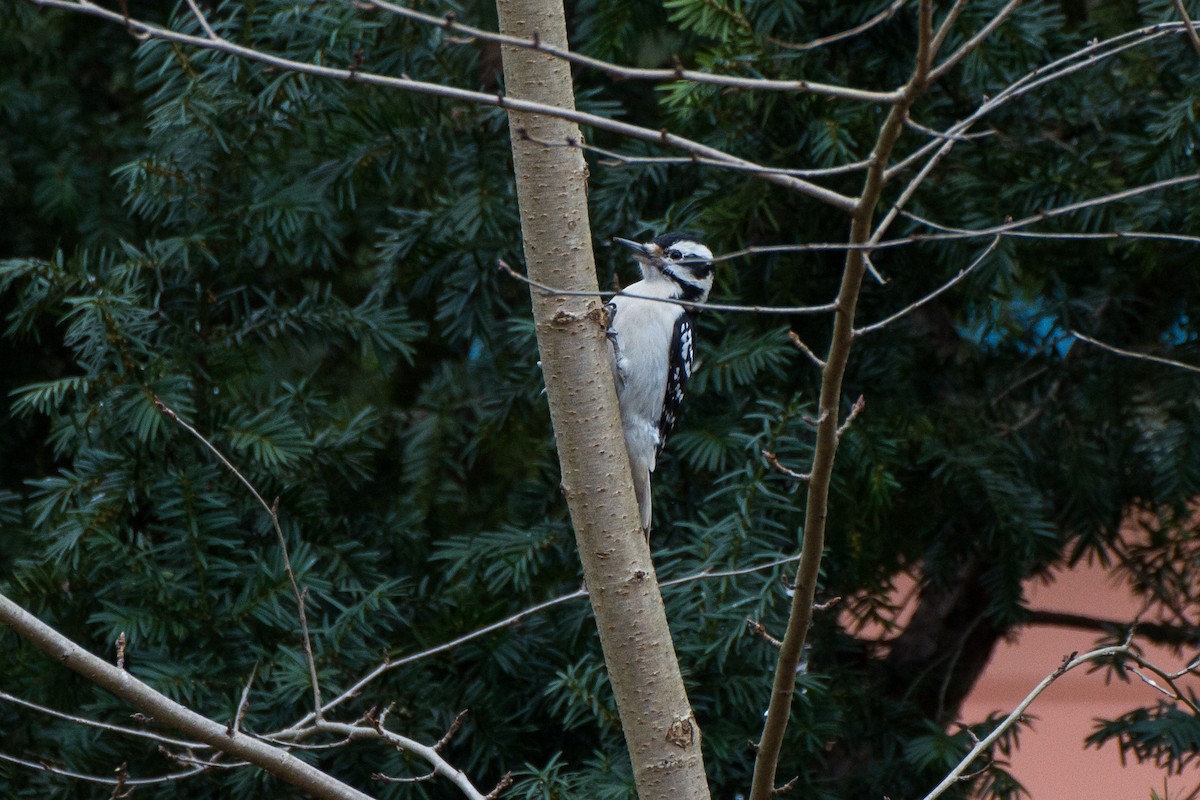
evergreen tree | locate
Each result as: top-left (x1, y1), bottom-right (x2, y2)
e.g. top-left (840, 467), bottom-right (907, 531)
top-left (2, 1), bottom-right (1199, 797)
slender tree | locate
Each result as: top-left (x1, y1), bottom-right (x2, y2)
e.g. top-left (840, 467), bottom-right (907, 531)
top-left (2, 2), bottom-right (1200, 799)
top-left (496, 0), bottom-right (708, 794)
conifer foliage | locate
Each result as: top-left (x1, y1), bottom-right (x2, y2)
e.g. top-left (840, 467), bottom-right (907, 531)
top-left (2, 1), bottom-right (1200, 798)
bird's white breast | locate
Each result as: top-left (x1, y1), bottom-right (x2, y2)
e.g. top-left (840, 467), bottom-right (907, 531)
top-left (609, 279), bottom-right (681, 470)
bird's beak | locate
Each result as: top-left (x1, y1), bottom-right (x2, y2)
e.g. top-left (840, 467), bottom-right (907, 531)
top-left (612, 237), bottom-right (661, 261)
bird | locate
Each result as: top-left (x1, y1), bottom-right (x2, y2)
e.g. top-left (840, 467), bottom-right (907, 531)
top-left (606, 232), bottom-right (714, 535)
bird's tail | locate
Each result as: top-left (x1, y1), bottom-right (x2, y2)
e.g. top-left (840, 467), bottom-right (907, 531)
top-left (631, 463), bottom-right (653, 536)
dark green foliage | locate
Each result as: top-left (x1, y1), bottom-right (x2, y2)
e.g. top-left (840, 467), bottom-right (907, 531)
top-left (3, 0), bottom-right (1200, 798)
top-left (1088, 702), bottom-right (1200, 773)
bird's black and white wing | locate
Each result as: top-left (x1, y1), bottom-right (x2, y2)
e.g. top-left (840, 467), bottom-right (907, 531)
top-left (656, 312), bottom-right (695, 458)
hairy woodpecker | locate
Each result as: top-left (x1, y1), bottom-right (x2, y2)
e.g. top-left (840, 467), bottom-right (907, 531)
top-left (607, 232), bottom-right (714, 534)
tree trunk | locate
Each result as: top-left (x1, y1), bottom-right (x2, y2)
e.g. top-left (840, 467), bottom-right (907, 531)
top-left (494, 1), bottom-right (710, 797)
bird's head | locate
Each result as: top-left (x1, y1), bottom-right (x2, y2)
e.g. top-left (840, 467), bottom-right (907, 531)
top-left (613, 232), bottom-right (714, 303)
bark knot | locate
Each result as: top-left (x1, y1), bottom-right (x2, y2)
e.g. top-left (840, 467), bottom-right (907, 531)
top-left (588, 305), bottom-right (610, 331)
top-left (666, 714), bottom-right (695, 749)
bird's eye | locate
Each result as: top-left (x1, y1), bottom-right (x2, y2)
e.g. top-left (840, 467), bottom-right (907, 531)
top-left (667, 249), bottom-right (682, 260)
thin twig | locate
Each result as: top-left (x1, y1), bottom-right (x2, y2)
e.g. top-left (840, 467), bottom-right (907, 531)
top-left (373, 767), bottom-right (438, 783)
top-left (930, 0), bottom-right (1025, 81)
top-left (0, 691), bottom-right (204, 749)
top-left (904, 112), bottom-right (989, 142)
top-left (254, 733), bottom-right (355, 750)
top-left (929, 0), bottom-right (970, 61)
top-left (0, 753), bottom-right (208, 787)
top-left (787, 330), bottom-right (826, 368)
top-left (747, 619), bottom-right (784, 648)
top-left (183, 0), bottom-right (218, 40)
top-left (660, 555), bottom-right (803, 585)
top-left (1130, 667), bottom-right (1179, 701)
top-left (434, 709), bottom-right (469, 752)
top-left (863, 252), bottom-right (886, 284)
top-left (835, 395), bottom-right (866, 441)
top-left (813, 596), bottom-right (842, 612)
top-left (762, 450), bottom-right (810, 481)
top-left (854, 236), bottom-right (1001, 336)
top-left (1070, 331), bottom-right (1200, 376)
top-left (362, 0), bottom-right (900, 102)
top-left (282, 553), bottom-right (803, 730)
top-left (153, 399), bottom-right (324, 721)
top-left (901, 209), bottom-right (1200, 246)
top-left (158, 749), bottom-right (247, 769)
top-left (919, 644), bottom-right (1134, 800)
top-left (877, 22), bottom-right (1183, 241)
top-left (485, 772), bottom-right (515, 800)
top-left (498, 259), bottom-right (839, 315)
top-left (316, 719), bottom-right (489, 800)
top-left (714, 223), bottom-right (1200, 263)
top-left (228, 664), bottom-right (257, 737)
top-left (518, 128), bottom-right (872, 178)
top-left (25, 0), bottom-right (856, 211)
top-left (768, 0), bottom-right (907, 51)
top-left (1171, 0), bottom-right (1200, 57)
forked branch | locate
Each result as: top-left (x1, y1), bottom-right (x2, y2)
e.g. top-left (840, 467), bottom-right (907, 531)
top-left (363, 0), bottom-right (900, 103)
top-left (24, 0), bottom-right (856, 212)
top-left (749, 1), bottom-right (959, 796)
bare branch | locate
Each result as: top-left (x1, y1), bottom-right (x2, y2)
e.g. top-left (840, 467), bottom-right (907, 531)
top-left (813, 596), bottom-right (843, 612)
top-left (183, 0), bottom-right (217, 40)
top-left (901, 209), bottom-right (1200, 246)
top-left (434, 709), bottom-right (469, 752)
top-left (0, 591), bottom-right (373, 800)
top-left (373, 766), bottom-right (437, 783)
top-left (363, 0), bottom-right (901, 102)
top-left (154, 399), bottom-right (324, 721)
top-left (904, 112), bottom-right (991, 142)
top-left (747, 619), bottom-right (784, 648)
top-left (930, 0), bottom-right (1025, 81)
top-left (1171, 0), bottom-right (1200, 57)
top-left (767, 0), bottom-right (907, 51)
top-left (1130, 667), bottom-right (1185, 703)
top-left (920, 644), bottom-right (1134, 800)
top-left (929, 0), bottom-right (970, 61)
top-left (836, 395), bottom-right (866, 441)
top-left (0, 690), bottom-right (204, 749)
top-left (762, 450), bottom-right (811, 482)
top-left (485, 772), bottom-right (515, 800)
top-left (0, 752), bottom-right (208, 788)
top-left (787, 330), bottom-right (826, 369)
top-left (25, 0), bottom-right (857, 211)
top-left (877, 22), bottom-right (1185, 241)
top-left (316, 719), bottom-right (489, 800)
top-left (284, 585), bottom-right (585, 730)
top-left (497, 259), bottom-right (839, 316)
top-left (749, 3), bottom-right (941, 797)
top-left (285, 554), bottom-right (803, 728)
top-left (1070, 331), bottom-right (1200, 376)
top-left (158, 749), bottom-right (247, 769)
top-left (660, 555), bottom-right (803, 585)
top-left (854, 236), bottom-right (1001, 336)
top-left (517, 128), bottom-right (872, 178)
top-left (863, 251), bottom-right (886, 284)
top-left (228, 664), bottom-right (257, 737)
top-left (715, 221), bottom-right (1200, 263)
